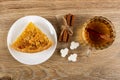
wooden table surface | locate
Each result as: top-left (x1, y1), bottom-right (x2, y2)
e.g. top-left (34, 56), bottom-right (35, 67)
top-left (0, 0), bottom-right (120, 80)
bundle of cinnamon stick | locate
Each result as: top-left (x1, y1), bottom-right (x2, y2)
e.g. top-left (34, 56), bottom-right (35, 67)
top-left (59, 14), bottom-right (75, 42)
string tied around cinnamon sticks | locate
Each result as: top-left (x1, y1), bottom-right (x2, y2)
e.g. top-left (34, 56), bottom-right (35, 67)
top-left (59, 14), bottom-right (75, 42)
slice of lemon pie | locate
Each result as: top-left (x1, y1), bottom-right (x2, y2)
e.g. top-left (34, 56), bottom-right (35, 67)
top-left (11, 22), bottom-right (52, 53)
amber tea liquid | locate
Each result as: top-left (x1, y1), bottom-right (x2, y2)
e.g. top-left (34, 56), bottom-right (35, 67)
top-left (78, 16), bottom-right (115, 50)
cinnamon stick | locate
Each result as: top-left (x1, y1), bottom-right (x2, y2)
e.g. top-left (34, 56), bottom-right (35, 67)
top-left (70, 15), bottom-right (75, 26)
top-left (63, 30), bottom-right (68, 42)
top-left (65, 14), bottom-right (71, 26)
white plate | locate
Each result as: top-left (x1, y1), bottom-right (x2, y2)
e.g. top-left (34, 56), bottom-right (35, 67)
top-left (7, 15), bottom-right (57, 65)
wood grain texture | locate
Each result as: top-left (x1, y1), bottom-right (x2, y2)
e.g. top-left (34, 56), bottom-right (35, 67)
top-left (0, 0), bottom-right (120, 80)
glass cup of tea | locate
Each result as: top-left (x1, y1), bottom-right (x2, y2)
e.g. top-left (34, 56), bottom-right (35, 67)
top-left (77, 16), bottom-right (116, 56)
